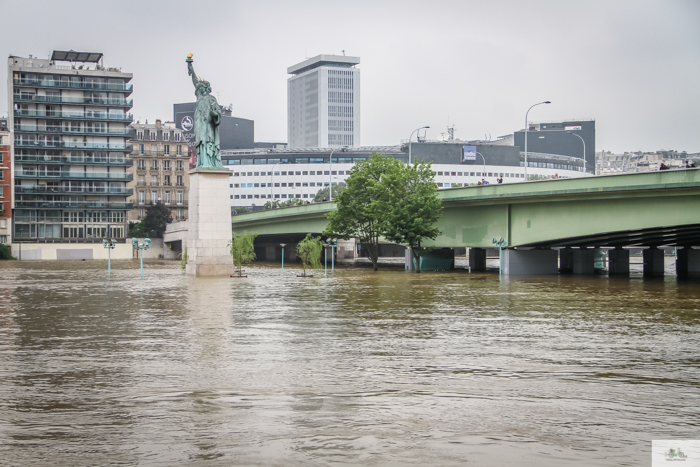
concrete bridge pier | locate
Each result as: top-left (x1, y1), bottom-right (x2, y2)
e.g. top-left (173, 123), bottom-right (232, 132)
top-left (468, 248), bottom-right (487, 271)
top-left (559, 248), bottom-right (573, 273)
top-left (643, 248), bottom-right (665, 277)
top-left (676, 248), bottom-right (700, 276)
top-left (573, 249), bottom-right (595, 274)
top-left (502, 249), bottom-right (559, 275)
top-left (608, 248), bottom-right (630, 275)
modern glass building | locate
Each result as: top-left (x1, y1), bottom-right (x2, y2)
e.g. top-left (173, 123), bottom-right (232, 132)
top-left (8, 51), bottom-right (134, 241)
top-left (287, 54), bottom-right (360, 148)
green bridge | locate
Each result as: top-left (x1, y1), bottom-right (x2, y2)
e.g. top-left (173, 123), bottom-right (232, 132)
top-left (229, 170), bottom-right (700, 275)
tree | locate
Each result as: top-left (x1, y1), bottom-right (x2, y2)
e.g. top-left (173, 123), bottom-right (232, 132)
top-left (314, 182), bottom-right (346, 202)
top-left (382, 160), bottom-right (443, 273)
top-left (230, 231), bottom-right (258, 277)
top-left (0, 243), bottom-right (15, 260)
top-left (322, 153), bottom-right (401, 270)
top-left (296, 233), bottom-right (323, 277)
top-left (233, 206), bottom-right (250, 215)
top-left (128, 220), bottom-right (148, 238)
top-left (142, 202), bottom-right (172, 238)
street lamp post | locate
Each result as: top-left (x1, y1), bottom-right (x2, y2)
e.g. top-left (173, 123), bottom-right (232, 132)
top-left (131, 237), bottom-right (151, 280)
top-left (323, 243), bottom-right (328, 277)
top-left (493, 237), bottom-right (507, 276)
top-left (327, 238), bottom-right (337, 273)
top-left (566, 131), bottom-right (586, 173)
top-left (476, 152), bottom-right (486, 178)
top-left (102, 238), bottom-right (116, 275)
top-left (280, 243), bottom-right (286, 270)
top-left (408, 126), bottom-right (430, 165)
top-left (524, 101), bottom-right (551, 181)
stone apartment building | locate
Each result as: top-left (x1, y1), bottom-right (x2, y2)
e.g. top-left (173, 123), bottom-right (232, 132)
top-left (128, 120), bottom-right (188, 223)
top-left (0, 121), bottom-right (11, 244)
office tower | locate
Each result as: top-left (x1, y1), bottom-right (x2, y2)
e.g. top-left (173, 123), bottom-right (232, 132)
top-left (287, 54), bottom-right (360, 148)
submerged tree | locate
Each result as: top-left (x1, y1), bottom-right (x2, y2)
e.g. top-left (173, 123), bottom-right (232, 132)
top-left (323, 154), bottom-right (400, 270)
top-left (296, 233), bottom-right (323, 277)
top-left (382, 160), bottom-right (443, 273)
top-left (230, 231), bottom-right (258, 277)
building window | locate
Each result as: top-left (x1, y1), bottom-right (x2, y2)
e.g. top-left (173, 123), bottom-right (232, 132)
top-left (164, 191), bottom-right (171, 205)
top-left (164, 175), bottom-right (171, 186)
top-left (139, 208), bottom-right (144, 219)
top-left (176, 145), bottom-right (182, 155)
top-left (150, 144), bottom-right (157, 155)
top-left (164, 144), bottom-right (170, 155)
top-left (176, 160), bottom-right (183, 171)
top-left (177, 191), bottom-right (184, 205)
top-left (151, 191), bottom-right (158, 204)
top-left (137, 159), bottom-right (145, 170)
top-left (151, 160), bottom-right (158, 170)
top-left (174, 133), bottom-right (181, 142)
top-left (163, 132), bottom-right (169, 141)
top-left (163, 160), bottom-right (170, 171)
top-left (138, 191), bottom-right (145, 204)
top-left (151, 175), bottom-right (158, 186)
top-left (137, 131), bottom-right (143, 140)
top-left (177, 208), bottom-right (183, 219)
top-left (139, 144), bottom-right (144, 155)
top-left (176, 175), bottom-right (183, 186)
top-left (150, 131), bottom-right (156, 141)
top-left (138, 174), bottom-right (145, 186)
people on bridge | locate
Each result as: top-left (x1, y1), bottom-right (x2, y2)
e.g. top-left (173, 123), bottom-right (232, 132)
top-left (659, 163), bottom-right (669, 171)
top-left (685, 160), bottom-right (696, 168)
top-left (481, 178), bottom-right (489, 185)
top-left (497, 176), bottom-right (503, 184)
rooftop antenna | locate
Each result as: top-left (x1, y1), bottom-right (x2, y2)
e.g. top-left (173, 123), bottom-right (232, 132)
top-left (342, 50), bottom-right (345, 56)
top-left (448, 124), bottom-right (454, 141)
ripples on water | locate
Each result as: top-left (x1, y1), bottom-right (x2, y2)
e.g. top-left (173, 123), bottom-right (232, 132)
top-left (0, 260), bottom-right (698, 466)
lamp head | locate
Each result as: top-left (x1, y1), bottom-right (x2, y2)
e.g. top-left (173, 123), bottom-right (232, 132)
top-left (544, 101), bottom-right (551, 104)
top-left (566, 131), bottom-right (572, 134)
top-left (131, 237), bottom-right (138, 246)
top-left (280, 243), bottom-right (286, 248)
top-left (103, 239), bottom-right (107, 247)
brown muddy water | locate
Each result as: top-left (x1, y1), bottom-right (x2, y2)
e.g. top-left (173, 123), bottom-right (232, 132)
top-left (0, 259), bottom-right (698, 466)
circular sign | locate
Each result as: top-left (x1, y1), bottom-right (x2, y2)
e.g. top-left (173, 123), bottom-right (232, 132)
top-left (181, 116), bottom-right (193, 132)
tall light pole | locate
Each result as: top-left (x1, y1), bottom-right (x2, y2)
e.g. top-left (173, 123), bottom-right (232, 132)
top-left (408, 126), bottom-right (430, 165)
top-left (280, 243), bottom-right (285, 270)
top-left (131, 237), bottom-right (151, 280)
top-left (102, 238), bottom-right (116, 275)
top-left (566, 131), bottom-right (586, 173)
top-left (476, 152), bottom-right (486, 178)
top-left (524, 101), bottom-right (551, 181)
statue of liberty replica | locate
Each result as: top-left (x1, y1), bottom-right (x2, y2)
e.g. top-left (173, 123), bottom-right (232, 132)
top-left (183, 54), bottom-right (234, 276)
top-left (186, 54), bottom-right (224, 169)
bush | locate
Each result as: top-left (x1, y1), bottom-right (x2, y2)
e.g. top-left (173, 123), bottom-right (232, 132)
top-left (0, 243), bottom-right (15, 260)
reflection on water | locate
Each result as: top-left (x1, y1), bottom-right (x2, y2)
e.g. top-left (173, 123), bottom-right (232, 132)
top-left (0, 260), bottom-right (698, 466)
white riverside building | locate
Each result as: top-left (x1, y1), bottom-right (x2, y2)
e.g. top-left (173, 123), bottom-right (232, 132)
top-left (287, 54), bottom-right (360, 148)
top-left (223, 141), bottom-right (590, 211)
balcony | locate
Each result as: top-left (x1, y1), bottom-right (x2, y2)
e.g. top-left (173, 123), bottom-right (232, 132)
top-left (13, 78), bottom-right (133, 94)
top-left (15, 125), bottom-right (134, 137)
top-left (15, 141), bottom-right (133, 151)
top-left (14, 94), bottom-right (133, 108)
top-left (14, 154), bottom-right (133, 166)
top-left (14, 109), bottom-right (133, 122)
top-left (15, 186), bottom-right (133, 196)
top-left (15, 201), bottom-right (134, 210)
top-left (15, 171), bottom-right (133, 181)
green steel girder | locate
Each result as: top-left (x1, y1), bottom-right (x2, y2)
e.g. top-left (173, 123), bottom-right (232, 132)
top-left (231, 170), bottom-right (700, 248)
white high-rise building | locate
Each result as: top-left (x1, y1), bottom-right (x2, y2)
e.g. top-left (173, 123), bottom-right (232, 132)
top-left (287, 54), bottom-right (360, 148)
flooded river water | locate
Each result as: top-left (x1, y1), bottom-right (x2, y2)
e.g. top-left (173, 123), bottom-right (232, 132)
top-left (0, 260), bottom-right (698, 466)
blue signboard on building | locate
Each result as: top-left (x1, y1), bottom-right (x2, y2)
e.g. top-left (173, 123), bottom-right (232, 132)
top-left (462, 146), bottom-right (477, 162)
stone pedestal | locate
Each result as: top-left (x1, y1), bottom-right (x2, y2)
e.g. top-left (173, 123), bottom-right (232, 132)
top-left (186, 169), bottom-right (235, 276)
top-left (502, 249), bottom-right (559, 275)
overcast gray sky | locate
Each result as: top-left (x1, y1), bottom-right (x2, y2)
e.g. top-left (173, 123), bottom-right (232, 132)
top-left (2, 0), bottom-right (699, 153)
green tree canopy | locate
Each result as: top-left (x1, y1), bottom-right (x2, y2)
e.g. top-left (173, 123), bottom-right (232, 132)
top-left (296, 233), bottom-right (323, 277)
top-left (142, 202), bottom-right (172, 238)
top-left (314, 182), bottom-right (346, 202)
top-left (322, 153), bottom-right (401, 270)
top-left (230, 231), bottom-right (258, 277)
top-left (382, 160), bottom-right (443, 273)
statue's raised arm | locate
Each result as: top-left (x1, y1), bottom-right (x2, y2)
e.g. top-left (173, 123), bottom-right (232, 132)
top-left (185, 54), bottom-right (224, 170)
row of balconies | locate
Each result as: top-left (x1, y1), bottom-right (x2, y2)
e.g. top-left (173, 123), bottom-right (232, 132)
top-left (15, 171), bottom-right (133, 181)
top-left (14, 110), bottom-right (134, 122)
top-left (16, 186), bottom-right (133, 196)
top-left (136, 181), bottom-right (185, 187)
top-left (15, 141), bottom-right (133, 151)
top-left (13, 78), bottom-right (133, 93)
top-left (14, 94), bottom-right (133, 108)
top-left (15, 201), bottom-right (133, 210)
top-left (15, 125), bottom-right (134, 137)
top-left (136, 201), bottom-right (187, 207)
top-left (133, 150), bottom-right (185, 157)
top-left (15, 154), bottom-right (133, 166)
top-left (136, 167), bottom-right (185, 172)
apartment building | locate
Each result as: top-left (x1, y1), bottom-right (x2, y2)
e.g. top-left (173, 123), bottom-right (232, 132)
top-left (0, 122), bottom-right (11, 243)
top-left (9, 50), bottom-right (133, 241)
top-left (128, 120), bottom-right (189, 222)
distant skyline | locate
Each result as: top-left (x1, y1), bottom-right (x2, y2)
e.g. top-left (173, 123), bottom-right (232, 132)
top-left (2, 0), bottom-right (699, 153)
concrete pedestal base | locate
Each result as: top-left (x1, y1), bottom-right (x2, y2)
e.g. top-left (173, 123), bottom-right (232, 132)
top-left (468, 248), bottom-right (486, 271)
top-left (186, 169), bottom-right (234, 276)
top-left (502, 249), bottom-right (558, 275)
top-left (676, 248), bottom-right (700, 276)
top-left (608, 248), bottom-right (630, 275)
top-left (573, 249), bottom-right (595, 274)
